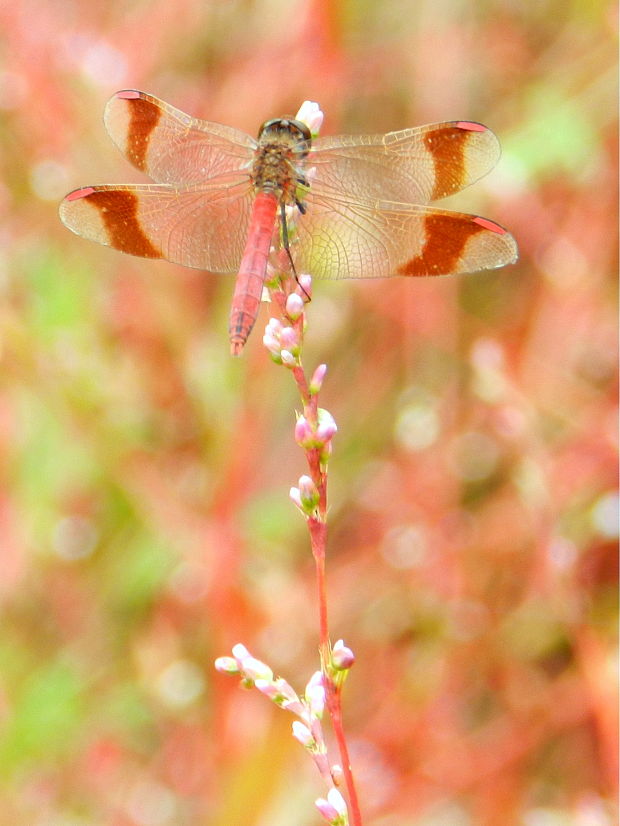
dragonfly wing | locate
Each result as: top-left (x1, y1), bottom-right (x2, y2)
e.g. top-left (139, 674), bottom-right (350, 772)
top-left (104, 90), bottom-right (256, 185)
top-left (309, 122), bottom-right (501, 205)
top-left (293, 192), bottom-right (518, 280)
top-left (59, 178), bottom-right (253, 273)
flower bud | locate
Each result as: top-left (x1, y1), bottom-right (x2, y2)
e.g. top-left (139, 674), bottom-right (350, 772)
top-left (231, 643), bottom-right (251, 662)
top-left (294, 414), bottom-right (315, 448)
top-left (285, 292), bottom-right (305, 321)
top-left (280, 349), bottom-right (298, 367)
top-left (214, 656), bottom-right (239, 674)
top-left (299, 475), bottom-right (320, 511)
top-left (309, 364), bottom-right (327, 395)
top-left (292, 720), bottom-right (314, 748)
top-left (242, 657), bottom-right (273, 682)
top-left (256, 677), bottom-right (303, 712)
top-left (289, 486), bottom-right (303, 510)
top-left (316, 408), bottom-right (338, 443)
top-left (295, 101), bottom-right (324, 136)
top-left (332, 639), bottom-right (355, 671)
top-left (315, 798), bottom-right (339, 823)
top-left (279, 326), bottom-right (299, 351)
top-left (232, 644), bottom-right (273, 682)
top-left (304, 671), bottom-right (326, 718)
top-left (315, 788), bottom-right (347, 824)
top-left (263, 318), bottom-right (284, 360)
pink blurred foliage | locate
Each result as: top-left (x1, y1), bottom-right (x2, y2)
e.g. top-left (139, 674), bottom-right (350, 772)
top-left (0, 0), bottom-right (617, 824)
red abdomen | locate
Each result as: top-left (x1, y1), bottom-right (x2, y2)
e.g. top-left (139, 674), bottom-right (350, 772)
top-left (229, 191), bottom-right (279, 356)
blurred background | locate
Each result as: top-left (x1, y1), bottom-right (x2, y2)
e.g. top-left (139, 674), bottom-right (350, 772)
top-left (0, 0), bottom-right (617, 824)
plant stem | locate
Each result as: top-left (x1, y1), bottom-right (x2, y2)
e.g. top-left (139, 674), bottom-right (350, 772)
top-left (272, 280), bottom-right (363, 825)
top-left (294, 382), bottom-right (363, 826)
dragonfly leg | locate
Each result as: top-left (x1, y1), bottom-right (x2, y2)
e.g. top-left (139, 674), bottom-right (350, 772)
top-left (280, 202), bottom-right (311, 301)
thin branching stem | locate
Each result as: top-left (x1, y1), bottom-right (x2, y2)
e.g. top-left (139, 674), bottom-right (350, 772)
top-left (275, 280), bottom-right (362, 826)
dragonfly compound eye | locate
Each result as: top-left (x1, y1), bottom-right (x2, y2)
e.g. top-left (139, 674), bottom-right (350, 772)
top-left (257, 118), bottom-right (311, 145)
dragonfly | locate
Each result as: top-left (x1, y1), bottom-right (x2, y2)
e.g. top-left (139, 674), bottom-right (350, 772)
top-left (59, 90), bottom-right (518, 355)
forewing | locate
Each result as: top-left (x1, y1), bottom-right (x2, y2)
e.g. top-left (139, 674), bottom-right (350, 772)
top-left (308, 121), bottom-right (501, 205)
top-left (104, 90), bottom-right (256, 185)
top-left (293, 192), bottom-right (518, 280)
top-left (59, 178), bottom-right (253, 273)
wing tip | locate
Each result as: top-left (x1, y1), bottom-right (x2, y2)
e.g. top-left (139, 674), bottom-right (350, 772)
top-left (114, 89), bottom-right (142, 100)
top-left (455, 120), bottom-right (488, 133)
top-left (472, 216), bottom-right (519, 264)
top-left (473, 215), bottom-right (507, 234)
top-left (64, 186), bottom-right (97, 202)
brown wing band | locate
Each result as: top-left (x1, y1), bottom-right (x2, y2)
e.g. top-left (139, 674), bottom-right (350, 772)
top-left (122, 95), bottom-right (161, 172)
top-left (87, 189), bottom-right (163, 258)
top-left (424, 126), bottom-right (470, 201)
top-left (397, 214), bottom-right (484, 276)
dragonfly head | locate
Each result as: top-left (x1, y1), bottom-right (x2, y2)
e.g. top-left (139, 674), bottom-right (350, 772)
top-left (257, 118), bottom-right (312, 157)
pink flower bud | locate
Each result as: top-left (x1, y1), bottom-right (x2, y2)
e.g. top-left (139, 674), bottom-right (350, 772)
top-left (285, 292), bottom-right (305, 321)
top-left (231, 643), bottom-right (251, 662)
top-left (280, 349), bottom-right (297, 367)
top-left (316, 409), bottom-right (337, 443)
top-left (309, 364), bottom-right (327, 395)
top-left (299, 475), bottom-right (320, 511)
top-left (292, 720), bottom-right (314, 748)
top-left (315, 788), bottom-right (347, 824)
top-left (295, 100), bottom-right (324, 136)
top-left (272, 677), bottom-right (301, 705)
top-left (262, 333), bottom-right (280, 356)
top-left (315, 798), bottom-right (339, 823)
top-left (289, 486), bottom-right (303, 510)
top-left (242, 657), bottom-right (273, 682)
top-left (254, 679), bottom-right (278, 700)
top-left (280, 326), bottom-right (298, 350)
top-left (263, 318), bottom-right (283, 357)
top-left (327, 788), bottom-right (347, 815)
top-left (332, 640), bottom-right (355, 671)
top-left (305, 679), bottom-right (326, 718)
top-left (256, 676), bottom-right (303, 712)
top-left (294, 415), bottom-right (315, 448)
top-left (232, 644), bottom-right (273, 682)
top-left (281, 696), bottom-right (305, 715)
top-left (214, 656), bottom-right (239, 674)
top-left (305, 670), bottom-right (324, 693)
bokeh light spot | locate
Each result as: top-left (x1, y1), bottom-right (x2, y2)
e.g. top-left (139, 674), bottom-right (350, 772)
top-left (52, 516), bottom-right (98, 561)
top-left (155, 659), bottom-right (205, 709)
top-left (380, 524), bottom-right (427, 569)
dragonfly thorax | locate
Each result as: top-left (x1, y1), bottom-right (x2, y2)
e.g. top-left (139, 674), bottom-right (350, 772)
top-left (251, 117), bottom-right (312, 203)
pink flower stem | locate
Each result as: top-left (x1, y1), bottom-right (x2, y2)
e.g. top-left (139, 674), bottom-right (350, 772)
top-left (274, 284), bottom-right (362, 826)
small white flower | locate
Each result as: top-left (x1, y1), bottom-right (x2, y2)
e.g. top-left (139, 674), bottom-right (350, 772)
top-left (315, 787), bottom-right (348, 824)
top-left (326, 788), bottom-right (347, 816)
top-left (295, 100), bottom-right (324, 135)
top-left (304, 671), bottom-right (326, 718)
top-left (285, 292), bottom-right (305, 321)
top-left (231, 643), bottom-right (251, 661)
top-left (241, 657), bottom-right (273, 682)
top-left (332, 639), bottom-right (355, 670)
top-left (292, 720), bottom-right (314, 748)
top-left (214, 656), bottom-right (239, 674)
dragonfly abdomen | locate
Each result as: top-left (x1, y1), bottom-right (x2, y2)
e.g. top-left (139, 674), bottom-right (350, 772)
top-left (229, 190), bottom-right (279, 356)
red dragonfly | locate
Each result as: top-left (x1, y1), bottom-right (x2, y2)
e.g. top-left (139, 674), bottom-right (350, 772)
top-left (60, 90), bottom-right (517, 355)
